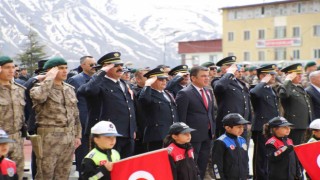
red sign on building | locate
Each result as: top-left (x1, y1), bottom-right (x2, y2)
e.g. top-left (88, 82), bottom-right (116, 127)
top-left (256, 38), bottom-right (301, 48)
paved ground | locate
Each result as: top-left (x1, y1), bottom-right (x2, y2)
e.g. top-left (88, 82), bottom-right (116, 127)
top-left (23, 139), bottom-right (255, 180)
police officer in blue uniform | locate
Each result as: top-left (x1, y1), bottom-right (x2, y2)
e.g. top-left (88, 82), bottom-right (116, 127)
top-left (165, 65), bottom-right (189, 98)
top-left (139, 67), bottom-right (179, 151)
top-left (81, 52), bottom-right (136, 158)
top-left (213, 56), bottom-right (252, 138)
top-left (249, 64), bottom-right (280, 180)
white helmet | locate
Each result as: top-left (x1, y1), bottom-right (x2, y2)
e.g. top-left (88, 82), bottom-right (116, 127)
top-left (309, 119), bottom-right (320, 130)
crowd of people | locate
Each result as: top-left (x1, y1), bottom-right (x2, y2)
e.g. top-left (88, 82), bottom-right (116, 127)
top-left (0, 52), bottom-right (320, 180)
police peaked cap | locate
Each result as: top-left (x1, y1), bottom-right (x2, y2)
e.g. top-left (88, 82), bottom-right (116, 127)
top-left (168, 65), bottom-right (188, 76)
top-left (216, 56), bottom-right (236, 67)
top-left (281, 63), bottom-right (303, 73)
top-left (97, 52), bottom-right (123, 65)
top-left (144, 67), bottom-right (168, 79)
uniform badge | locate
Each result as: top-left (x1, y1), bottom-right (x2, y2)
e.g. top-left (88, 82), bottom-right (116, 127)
top-left (88, 152), bottom-right (96, 158)
top-left (297, 66), bottom-right (302, 70)
top-left (242, 144), bottom-right (247, 151)
top-left (230, 145), bottom-right (235, 150)
top-left (7, 168), bottom-right (14, 177)
top-left (167, 147), bottom-right (173, 154)
top-left (114, 53), bottom-right (120, 57)
top-left (183, 65), bottom-right (187, 69)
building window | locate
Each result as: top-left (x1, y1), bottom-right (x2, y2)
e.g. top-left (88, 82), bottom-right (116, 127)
top-left (261, 6), bottom-right (265, 15)
top-left (297, 3), bottom-right (302, 13)
top-left (244, 52), bottom-right (250, 61)
top-left (314, 25), bottom-right (320, 36)
top-left (258, 29), bottom-right (265, 39)
top-left (228, 32), bottom-right (234, 41)
top-left (314, 49), bottom-right (320, 58)
top-left (274, 26), bottom-right (286, 38)
top-left (275, 48), bottom-right (286, 60)
top-left (293, 50), bottom-right (300, 59)
top-left (244, 31), bottom-right (250, 40)
top-left (209, 55), bottom-right (217, 62)
top-left (292, 27), bottom-right (300, 37)
top-left (258, 51), bottom-right (265, 61)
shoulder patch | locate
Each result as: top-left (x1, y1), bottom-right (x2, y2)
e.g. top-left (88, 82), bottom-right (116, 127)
top-left (63, 82), bottom-right (75, 89)
top-left (13, 81), bottom-right (26, 90)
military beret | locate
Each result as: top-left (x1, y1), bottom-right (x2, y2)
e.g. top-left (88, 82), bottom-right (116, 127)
top-left (34, 60), bottom-right (48, 74)
top-left (97, 52), bottom-right (123, 65)
top-left (201, 62), bottom-right (215, 68)
top-left (144, 67), bottom-right (168, 79)
top-left (248, 66), bottom-right (257, 72)
top-left (268, 117), bottom-right (293, 128)
top-left (0, 56), bottom-right (13, 66)
top-left (256, 64), bottom-right (276, 75)
top-left (168, 65), bottom-right (188, 76)
top-left (222, 113), bottom-right (250, 127)
top-left (281, 63), bottom-right (303, 73)
top-left (217, 68), bottom-right (221, 73)
top-left (305, 61), bottom-right (317, 70)
top-left (216, 56), bottom-right (236, 67)
top-left (43, 57), bottom-right (67, 70)
top-left (244, 67), bottom-right (249, 71)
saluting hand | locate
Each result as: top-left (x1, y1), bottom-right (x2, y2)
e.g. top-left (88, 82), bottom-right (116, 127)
top-left (226, 64), bottom-right (238, 74)
top-left (285, 72), bottom-right (297, 81)
top-left (101, 63), bottom-right (115, 73)
top-left (145, 76), bottom-right (157, 86)
top-left (261, 74), bottom-right (272, 83)
top-left (176, 72), bottom-right (189, 77)
top-left (35, 74), bottom-right (47, 82)
top-left (45, 67), bottom-right (59, 80)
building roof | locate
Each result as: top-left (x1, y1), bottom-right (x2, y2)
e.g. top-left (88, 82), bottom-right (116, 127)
top-left (178, 39), bottom-right (222, 54)
top-left (220, 0), bottom-right (305, 10)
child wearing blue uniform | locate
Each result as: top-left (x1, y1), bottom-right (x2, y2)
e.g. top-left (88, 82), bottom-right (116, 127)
top-left (163, 122), bottom-right (200, 180)
top-left (264, 117), bottom-right (302, 180)
top-left (80, 121), bottom-right (122, 180)
top-left (212, 113), bottom-right (250, 180)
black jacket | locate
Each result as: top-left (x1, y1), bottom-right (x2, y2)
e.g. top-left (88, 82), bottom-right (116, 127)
top-left (213, 73), bottom-right (252, 136)
top-left (165, 76), bottom-right (184, 98)
top-left (212, 133), bottom-right (249, 180)
top-left (176, 85), bottom-right (215, 142)
top-left (265, 136), bottom-right (302, 180)
top-left (139, 86), bottom-right (178, 143)
top-left (250, 82), bottom-right (280, 131)
top-left (305, 85), bottom-right (320, 119)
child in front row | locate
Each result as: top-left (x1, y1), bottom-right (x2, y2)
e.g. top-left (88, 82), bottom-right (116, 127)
top-left (212, 113), bottom-right (250, 180)
top-left (264, 116), bottom-right (302, 180)
top-left (80, 121), bottom-right (122, 180)
top-left (163, 122), bottom-right (200, 180)
top-left (0, 129), bottom-right (18, 180)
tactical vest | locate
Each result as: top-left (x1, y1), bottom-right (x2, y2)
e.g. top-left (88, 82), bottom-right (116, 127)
top-left (265, 136), bottom-right (293, 149)
top-left (85, 148), bottom-right (120, 166)
top-left (167, 143), bottom-right (194, 162)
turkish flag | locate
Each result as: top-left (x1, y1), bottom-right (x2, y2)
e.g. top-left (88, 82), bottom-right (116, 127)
top-left (111, 148), bottom-right (173, 180)
top-left (294, 141), bottom-right (320, 180)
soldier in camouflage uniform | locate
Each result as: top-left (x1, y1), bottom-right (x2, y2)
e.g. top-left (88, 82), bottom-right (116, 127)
top-left (30, 57), bottom-right (82, 180)
top-left (0, 56), bottom-right (26, 180)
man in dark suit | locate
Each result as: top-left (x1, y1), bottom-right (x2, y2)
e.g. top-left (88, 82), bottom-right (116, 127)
top-left (139, 67), bottom-right (179, 151)
top-left (250, 64), bottom-right (280, 180)
top-left (81, 52), bottom-right (136, 158)
top-left (165, 65), bottom-right (189, 97)
top-left (176, 66), bottom-right (215, 180)
top-left (305, 70), bottom-right (320, 119)
top-left (279, 63), bottom-right (313, 145)
top-left (213, 56), bottom-right (252, 138)
top-left (66, 55), bottom-right (96, 173)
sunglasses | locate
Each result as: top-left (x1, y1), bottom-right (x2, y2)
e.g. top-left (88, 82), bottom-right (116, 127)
top-left (89, 63), bottom-right (97, 67)
top-left (209, 67), bottom-right (217, 70)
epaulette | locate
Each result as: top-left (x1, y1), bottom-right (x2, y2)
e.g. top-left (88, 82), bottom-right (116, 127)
top-left (63, 82), bottom-right (75, 89)
top-left (13, 81), bottom-right (26, 90)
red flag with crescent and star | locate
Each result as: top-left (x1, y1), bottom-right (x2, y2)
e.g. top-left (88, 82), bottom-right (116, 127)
top-left (111, 148), bottom-right (173, 180)
top-left (294, 141), bottom-right (320, 180)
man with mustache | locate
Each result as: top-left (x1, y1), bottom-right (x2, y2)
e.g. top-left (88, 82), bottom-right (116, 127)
top-left (81, 52), bottom-right (136, 158)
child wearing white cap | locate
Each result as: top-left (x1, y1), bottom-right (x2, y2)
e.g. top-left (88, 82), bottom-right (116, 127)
top-left (80, 121), bottom-right (122, 180)
top-left (0, 129), bottom-right (18, 179)
top-left (305, 119), bottom-right (320, 143)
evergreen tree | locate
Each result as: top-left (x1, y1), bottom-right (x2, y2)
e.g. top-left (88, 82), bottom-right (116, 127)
top-left (16, 30), bottom-right (47, 74)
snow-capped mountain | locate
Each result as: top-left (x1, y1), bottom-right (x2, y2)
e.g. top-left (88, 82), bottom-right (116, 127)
top-left (0, 0), bottom-right (220, 68)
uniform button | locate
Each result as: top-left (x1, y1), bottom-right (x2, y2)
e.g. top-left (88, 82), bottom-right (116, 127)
top-left (126, 101), bottom-right (128, 103)
top-left (171, 109), bottom-right (173, 112)
top-left (156, 124), bottom-right (158, 127)
top-left (130, 115), bottom-right (132, 117)
top-left (172, 115), bottom-right (175, 118)
top-left (245, 108), bottom-right (247, 110)
top-left (244, 101), bottom-right (246, 104)
top-left (128, 107), bottom-right (131, 110)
